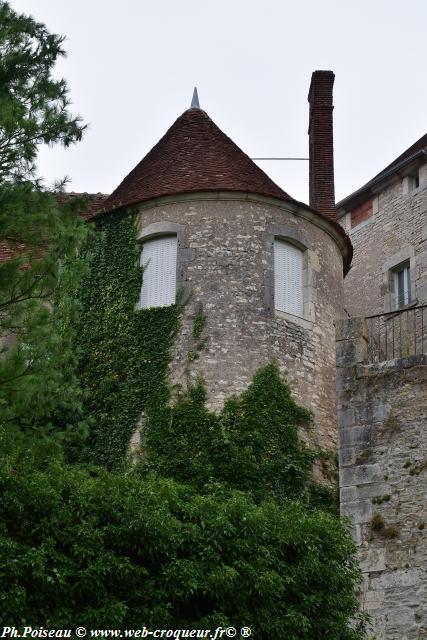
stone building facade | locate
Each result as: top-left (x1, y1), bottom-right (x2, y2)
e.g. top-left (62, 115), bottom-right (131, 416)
top-left (96, 71), bottom-right (350, 449)
top-left (133, 192), bottom-right (346, 447)
top-left (2, 62), bottom-right (426, 637)
top-left (337, 317), bottom-right (427, 640)
top-left (336, 137), bottom-right (427, 639)
top-left (337, 135), bottom-right (427, 317)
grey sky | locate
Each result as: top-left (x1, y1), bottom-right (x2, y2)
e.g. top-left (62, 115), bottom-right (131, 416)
top-left (10, 0), bottom-right (427, 203)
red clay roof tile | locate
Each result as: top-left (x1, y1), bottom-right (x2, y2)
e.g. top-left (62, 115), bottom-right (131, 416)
top-left (103, 108), bottom-right (297, 211)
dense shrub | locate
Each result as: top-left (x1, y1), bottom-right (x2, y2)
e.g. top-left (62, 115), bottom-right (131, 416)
top-left (142, 363), bottom-right (333, 508)
top-left (0, 5), bottom-right (366, 637)
top-left (0, 427), bottom-right (365, 638)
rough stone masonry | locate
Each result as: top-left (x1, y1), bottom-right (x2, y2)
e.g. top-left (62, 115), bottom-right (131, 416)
top-left (135, 192), bottom-right (345, 449)
top-left (337, 317), bottom-right (427, 639)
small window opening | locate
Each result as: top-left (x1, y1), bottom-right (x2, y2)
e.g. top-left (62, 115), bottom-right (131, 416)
top-left (139, 235), bottom-right (177, 309)
top-left (409, 172), bottom-right (420, 191)
top-left (274, 239), bottom-right (304, 317)
top-left (392, 262), bottom-right (410, 309)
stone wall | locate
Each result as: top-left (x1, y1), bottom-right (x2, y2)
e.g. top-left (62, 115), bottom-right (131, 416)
top-left (337, 317), bottom-right (427, 639)
top-left (339, 161), bottom-right (427, 317)
top-left (134, 192), bottom-right (346, 448)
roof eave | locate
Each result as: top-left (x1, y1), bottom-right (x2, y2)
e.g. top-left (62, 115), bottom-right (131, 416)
top-left (337, 149), bottom-right (427, 215)
top-left (90, 189), bottom-right (353, 276)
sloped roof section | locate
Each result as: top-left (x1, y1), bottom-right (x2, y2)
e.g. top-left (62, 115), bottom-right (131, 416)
top-left (56, 192), bottom-right (110, 220)
top-left (103, 108), bottom-right (297, 212)
top-left (337, 132), bottom-right (427, 210)
top-left (372, 132), bottom-right (427, 182)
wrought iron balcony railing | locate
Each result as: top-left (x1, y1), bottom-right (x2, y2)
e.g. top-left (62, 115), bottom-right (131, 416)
top-left (365, 305), bottom-right (427, 364)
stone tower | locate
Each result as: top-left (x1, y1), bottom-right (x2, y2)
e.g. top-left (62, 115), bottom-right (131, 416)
top-left (101, 73), bottom-right (351, 448)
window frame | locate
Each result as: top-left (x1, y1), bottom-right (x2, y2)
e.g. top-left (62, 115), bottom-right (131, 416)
top-left (403, 169), bottom-right (421, 195)
top-left (382, 248), bottom-right (417, 313)
top-left (139, 234), bottom-right (178, 309)
top-left (136, 221), bottom-right (191, 310)
top-left (274, 238), bottom-right (305, 318)
top-left (392, 261), bottom-right (411, 310)
top-left (264, 224), bottom-right (318, 329)
top-left (409, 171), bottom-right (420, 191)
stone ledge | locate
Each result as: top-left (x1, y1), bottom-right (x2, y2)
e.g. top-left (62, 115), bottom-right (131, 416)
top-left (363, 355), bottom-right (427, 376)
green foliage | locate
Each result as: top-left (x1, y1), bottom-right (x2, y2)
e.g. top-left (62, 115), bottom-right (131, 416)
top-left (142, 362), bottom-right (337, 513)
top-left (371, 495), bottom-right (391, 505)
top-left (370, 514), bottom-right (385, 531)
top-left (74, 212), bottom-right (179, 467)
top-left (356, 447), bottom-right (373, 465)
top-left (0, 1), bottom-right (85, 182)
top-left (0, 426), bottom-right (366, 638)
top-left (218, 363), bottom-right (313, 500)
top-left (0, 207), bottom-right (90, 435)
top-left (0, 2), bottom-right (88, 432)
top-left (0, 186), bottom-right (86, 342)
top-left (192, 303), bottom-right (206, 340)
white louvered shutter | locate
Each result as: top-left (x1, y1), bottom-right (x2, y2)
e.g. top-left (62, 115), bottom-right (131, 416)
top-left (274, 240), bottom-right (304, 317)
top-left (140, 236), bottom-right (177, 308)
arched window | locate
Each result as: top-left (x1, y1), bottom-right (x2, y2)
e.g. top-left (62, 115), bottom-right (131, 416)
top-left (139, 235), bottom-right (177, 309)
top-left (274, 239), bottom-right (304, 317)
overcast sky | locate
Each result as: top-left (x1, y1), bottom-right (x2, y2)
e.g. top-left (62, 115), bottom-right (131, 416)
top-left (10, 0), bottom-right (427, 203)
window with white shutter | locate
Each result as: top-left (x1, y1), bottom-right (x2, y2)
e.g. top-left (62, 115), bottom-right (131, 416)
top-left (274, 239), bottom-right (304, 317)
top-left (139, 235), bottom-right (177, 309)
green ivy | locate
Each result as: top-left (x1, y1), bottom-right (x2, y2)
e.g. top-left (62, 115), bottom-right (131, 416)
top-left (74, 212), bottom-right (180, 467)
top-left (0, 210), bottom-right (366, 634)
top-left (140, 362), bottom-right (338, 513)
top-left (192, 303), bottom-right (206, 340)
top-left (72, 214), bottom-right (338, 513)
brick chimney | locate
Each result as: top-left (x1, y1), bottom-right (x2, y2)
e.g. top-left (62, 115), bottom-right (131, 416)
top-left (308, 70), bottom-right (336, 220)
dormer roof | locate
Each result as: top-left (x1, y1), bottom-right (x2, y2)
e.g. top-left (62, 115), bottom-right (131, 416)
top-left (103, 107), bottom-right (298, 212)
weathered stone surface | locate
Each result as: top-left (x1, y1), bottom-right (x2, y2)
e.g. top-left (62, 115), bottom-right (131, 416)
top-left (341, 498), bottom-right (373, 524)
top-left (337, 318), bottom-right (427, 640)
top-left (339, 165), bottom-right (427, 316)
top-left (136, 194), bottom-right (345, 448)
top-left (340, 463), bottom-right (381, 487)
top-left (358, 547), bottom-right (386, 573)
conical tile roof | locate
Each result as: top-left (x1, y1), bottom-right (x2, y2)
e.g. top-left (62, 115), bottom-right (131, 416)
top-left (103, 107), bottom-right (297, 211)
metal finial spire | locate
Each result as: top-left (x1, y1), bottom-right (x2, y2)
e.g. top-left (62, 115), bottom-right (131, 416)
top-left (190, 87), bottom-right (200, 109)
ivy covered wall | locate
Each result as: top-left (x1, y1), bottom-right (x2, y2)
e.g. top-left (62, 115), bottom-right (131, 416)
top-left (0, 209), bottom-right (370, 635)
top-left (72, 210), bottom-right (338, 514)
top-left (75, 212), bottom-right (180, 467)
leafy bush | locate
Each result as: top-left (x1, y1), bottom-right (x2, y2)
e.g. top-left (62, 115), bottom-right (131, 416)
top-left (0, 4), bottom-right (365, 637)
top-left (142, 363), bottom-right (328, 507)
top-left (0, 427), bottom-right (365, 638)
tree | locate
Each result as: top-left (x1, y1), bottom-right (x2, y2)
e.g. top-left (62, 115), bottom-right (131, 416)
top-left (0, 1), bottom-right (85, 182)
top-left (0, 6), bottom-right (366, 636)
top-left (0, 1), bottom-right (88, 428)
top-left (0, 379), bottom-right (367, 638)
